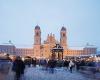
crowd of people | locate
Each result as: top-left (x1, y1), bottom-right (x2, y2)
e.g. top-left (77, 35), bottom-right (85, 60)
top-left (1, 54), bottom-right (100, 80)
top-left (10, 56), bottom-right (100, 80)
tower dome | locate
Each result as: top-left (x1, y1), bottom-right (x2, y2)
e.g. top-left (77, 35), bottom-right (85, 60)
top-left (35, 25), bottom-right (40, 30)
top-left (61, 26), bottom-right (66, 31)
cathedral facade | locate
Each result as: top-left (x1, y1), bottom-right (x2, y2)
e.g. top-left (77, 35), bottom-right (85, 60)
top-left (0, 25), bottom-right (97, 58)
top-left (33, 25), bottom-right (97, 59)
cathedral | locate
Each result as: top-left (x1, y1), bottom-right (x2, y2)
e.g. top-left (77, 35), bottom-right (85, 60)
top-left (0, 25), bottom-right (97, 58)
top-left (33, 25), bottom-right (97, 59)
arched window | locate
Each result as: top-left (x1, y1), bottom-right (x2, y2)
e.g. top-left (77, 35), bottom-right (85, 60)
top-left (63, 33), bottom-right (65, 37)
top-left (36, 32), bottom-right (39, 36)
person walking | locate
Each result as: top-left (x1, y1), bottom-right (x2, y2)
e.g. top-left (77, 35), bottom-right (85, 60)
top-left (64, 60), bottom-right (70, 70)
top-left (69, 60), bottom-right (74, 73)
top-left (47, 59), bottom-right (57, 74)
top-left (12, 56), bottom-right (25, 80)
top-left (32, 58), bottom-right (37, 67)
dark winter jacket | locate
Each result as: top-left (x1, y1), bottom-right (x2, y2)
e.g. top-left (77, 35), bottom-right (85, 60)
top-left (12, 59), bottom-right (25, 74)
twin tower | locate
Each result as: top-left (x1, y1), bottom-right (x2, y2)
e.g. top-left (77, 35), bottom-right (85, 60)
top-left (34, 25), bottom-right (67, 58)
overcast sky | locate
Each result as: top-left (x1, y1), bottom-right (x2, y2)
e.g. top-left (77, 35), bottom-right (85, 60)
top-left (0, 0), bottom-right (100, 50)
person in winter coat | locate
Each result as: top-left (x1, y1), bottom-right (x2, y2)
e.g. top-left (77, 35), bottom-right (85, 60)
top-left (64, 60), bottom-right (70, 70)
top-left (47, 59), bottom-right (57, 73)
top-left (12, 56), bottom-right (25, 80)
top-left (32, 58), bottom-right (37, 67)
top-left (69, 60), bottom-right (75, 73)
top-left (75, 60), bottom-right (81, 71)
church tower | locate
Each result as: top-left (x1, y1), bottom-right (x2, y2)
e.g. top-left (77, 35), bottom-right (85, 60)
top-left (33, 25), bottom-right (41, 58)
top-left (60, 26), bottom-right (67, 49)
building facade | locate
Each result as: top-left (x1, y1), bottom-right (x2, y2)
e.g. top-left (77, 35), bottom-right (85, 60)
top-left (16, 48), bottom-right (33, 57)
top-left (0, 44), bottom-right (16, 55)
top-left (0, 25), bottom-right (97, 58)
top-left (33, 25), bottom-right (97, 59)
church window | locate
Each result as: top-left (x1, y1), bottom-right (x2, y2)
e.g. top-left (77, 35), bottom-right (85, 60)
top-left (63, 33), bottom-right (65, 37)
top-left (36, 32), bottom-right (39, 36)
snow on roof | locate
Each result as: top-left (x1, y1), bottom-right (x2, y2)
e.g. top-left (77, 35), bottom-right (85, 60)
top-left (68, 47), bottom-right (84, 50)
top-left (85, 45), bottom-right (97, 48)
top-left (0, 44), bottom-right (15, 47)
top-left (84, 43), bottom-right (97, 48)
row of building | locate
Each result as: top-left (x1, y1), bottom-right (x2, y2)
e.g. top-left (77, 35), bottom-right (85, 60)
top-left (0, 25), bottom-right (97, 59)
top-left (0, 44), bottom-right (33, 57)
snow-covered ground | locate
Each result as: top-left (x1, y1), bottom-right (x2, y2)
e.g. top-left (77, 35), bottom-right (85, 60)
top-left (5, 65), bottom-right (97, 80)
top-left (23, 66), bottom-right (94, 80)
